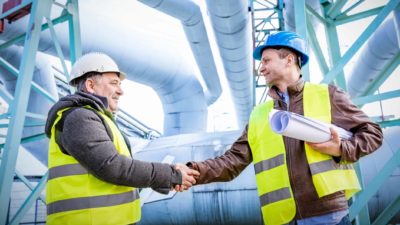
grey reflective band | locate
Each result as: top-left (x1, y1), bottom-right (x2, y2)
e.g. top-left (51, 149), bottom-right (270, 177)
top-left (259, 187), bottom-right (291, 206)
top-left (47, 190), bottom-right (140, 215)
top-left (254, 154), bottom-right (285, 174)
top-left (309, 159), bottom-right (354, 175)
top-left (48, 164), bottom-right (88, 180)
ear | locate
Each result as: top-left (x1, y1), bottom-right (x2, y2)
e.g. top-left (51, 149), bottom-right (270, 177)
top-left (286, 53), bottom-right (295, 66)
top-left (85, 79), bottom-right (96, 94)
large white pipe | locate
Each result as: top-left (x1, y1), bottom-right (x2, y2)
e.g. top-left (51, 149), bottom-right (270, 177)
top-left (0, 0), bottom-right (208, 135)
top-left (283, 0), bottom-right (322, 32)
top-left (347, 11), bottom-right (400, 97)
top-left (138, 0), bottom-right (222, 105)
top-left (205, 0), bottom-right (254, 129)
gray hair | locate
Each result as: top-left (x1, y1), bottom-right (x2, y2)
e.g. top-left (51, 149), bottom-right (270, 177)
top-left (75, 72), bottom-right (103, 92)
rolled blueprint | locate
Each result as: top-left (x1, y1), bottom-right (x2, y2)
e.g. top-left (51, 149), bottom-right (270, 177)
top-left (269, 110), bottom-right (353, 143)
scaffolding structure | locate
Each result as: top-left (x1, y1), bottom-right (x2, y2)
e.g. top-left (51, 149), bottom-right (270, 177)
top-left (0, 0), bottom-right (398, 224)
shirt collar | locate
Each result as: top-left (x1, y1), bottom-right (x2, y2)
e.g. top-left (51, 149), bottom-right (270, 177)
top-left (268, 77), bottom-right (305, 100)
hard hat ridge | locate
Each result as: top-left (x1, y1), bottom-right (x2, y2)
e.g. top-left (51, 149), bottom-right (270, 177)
top-left (69, 52), bottom-right (126, 86)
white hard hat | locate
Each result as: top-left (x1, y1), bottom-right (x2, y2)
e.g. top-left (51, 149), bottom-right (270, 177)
top-left (69, 52), bottom-right (126, 86)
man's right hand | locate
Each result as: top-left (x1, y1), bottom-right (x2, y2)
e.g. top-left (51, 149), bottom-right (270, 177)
top-left (174, 163), bottom-right (200, 192)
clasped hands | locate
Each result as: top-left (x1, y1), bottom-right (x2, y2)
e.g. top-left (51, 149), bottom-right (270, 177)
top-left (173, 163), bottom-right (200, 192)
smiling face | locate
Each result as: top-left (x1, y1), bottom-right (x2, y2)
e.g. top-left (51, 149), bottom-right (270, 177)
top-left (86, 72), bottom-right (124, 112)
top-left (258, 48), bottom-right (301, 91)
top-left (259, 48), bottom-right (289, 86)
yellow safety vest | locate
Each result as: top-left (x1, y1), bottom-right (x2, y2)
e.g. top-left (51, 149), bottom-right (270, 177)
top-left (46, 107), bottom-right (141, 225)
top-left (248, 82), bottom-right (360, 225)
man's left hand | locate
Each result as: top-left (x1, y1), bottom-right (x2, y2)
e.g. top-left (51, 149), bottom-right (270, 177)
top-left (306, 127), bottom-right (342, 157)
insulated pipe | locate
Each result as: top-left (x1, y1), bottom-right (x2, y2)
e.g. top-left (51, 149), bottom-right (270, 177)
top-left (138, 0), bottom-right (222, 105)
top-left (0, 0), bottom-right (208, 135)
top-left (283, 0), bottom-right (323, 32)
top-left (205, 0), bottom-right (253, 129)
top-left (347, 11), bottom-right (400, 97)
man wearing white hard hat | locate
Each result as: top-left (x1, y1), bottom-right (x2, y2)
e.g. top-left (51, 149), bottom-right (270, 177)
top-left (44, 52), bottom-right (199, 225)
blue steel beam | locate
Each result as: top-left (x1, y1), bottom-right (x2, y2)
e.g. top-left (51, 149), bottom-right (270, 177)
top-left (334, 7), bottom-right (383, 26)
top-left (0, 114), bottom-right (10, 120)
top-left (325, 20), bottom-right (347, 89)
top-left (378, 119), bottom-right (400, 128)
top-left (372, 196), bottom-right (400, 225)
top-left (336, 0), bottom-right (365, 20)
top-left (306, 19), bottom-right (329, 75)
top-left (67, 0), bottom-right (82, 69)
top-left (67, 0), bottom-right (81, 96)
top-left (14, 170), bottom-right (45, 204)
top-left (362, 53), bottom-right (400, 96)
top-left (0, 1), bottom-right (53, 224)
top-left (294, 0), bottom-right (309, 81)
top-left (0, 85), bottom-right (13, 103)
top-left (0, 134), bottom-right (47, 149)
top-left (353, 163), bottom-right (371, 225)
top-left (0, 57), bottom-right (57, 103)
top-left (0, 122), bottom-right (45, 128)
top-left (352, 90), bottom-right (400, 106)
top-left (321, 0), bottom-right (399, 84)
top-left (349, 148), bottom-right (400, 221)
top-left (0, 14), bottom-right (70, 50)
top-left (306, 4), bottom-right (329, 25)
top-left (45, 17), bottom-right (69, 82)
top-left (9, 173), bottom-right (48, 225)
top-left (326, 0), bottom-right (347, 19)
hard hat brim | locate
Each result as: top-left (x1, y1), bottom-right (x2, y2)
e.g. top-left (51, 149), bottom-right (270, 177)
top-left (118, 71), bottom-right (126, 81)
top-left (253, 45), bottom-right (267, 60)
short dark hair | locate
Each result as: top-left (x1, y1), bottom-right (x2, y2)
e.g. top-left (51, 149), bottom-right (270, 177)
top-left (276, 47), bottom-right (301, 68)
top-left (268, 46), bottom-right (301, 69)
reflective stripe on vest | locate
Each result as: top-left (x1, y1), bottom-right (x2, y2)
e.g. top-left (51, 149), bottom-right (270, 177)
top-left (47, 190), bottom-right (140, 215)
top-left (249, 100), bottom-right (296, 225)
top-left (46, 107), bottom-right (141, 225)
top-left (303, 82), bottom-right (360, 199)
top-left (248, 83), bottom-right (361, 225)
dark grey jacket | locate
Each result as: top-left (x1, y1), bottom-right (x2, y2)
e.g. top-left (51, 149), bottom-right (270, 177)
top-left (45, 91), bottom-right (181, 193)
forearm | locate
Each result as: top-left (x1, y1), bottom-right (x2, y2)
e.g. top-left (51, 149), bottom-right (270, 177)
top-left (330, 86), bottom-right (383, 162)
top-left (61, 109), bottom-right (181, 190)
top-left (340, 122), bottom-right (383, 162)
top-left (190, 129), bottom-right (252, 184)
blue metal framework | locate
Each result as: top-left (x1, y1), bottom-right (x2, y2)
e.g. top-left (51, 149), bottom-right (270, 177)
top-left (0, 1), bottom-right (81, 224)
top-left (250, 0), bottom-right (284, 103)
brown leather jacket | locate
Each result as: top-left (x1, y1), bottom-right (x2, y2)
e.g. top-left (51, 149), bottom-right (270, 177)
top-left (190, 79), bottom-right (383, 220)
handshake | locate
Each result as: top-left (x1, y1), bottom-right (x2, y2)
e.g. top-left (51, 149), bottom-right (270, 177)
top-left (173, 163), bottom-right (200, 192)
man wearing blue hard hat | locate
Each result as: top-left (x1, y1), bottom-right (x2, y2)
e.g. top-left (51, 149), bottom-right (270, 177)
top-left (180, 31), bottom-right (383, 225)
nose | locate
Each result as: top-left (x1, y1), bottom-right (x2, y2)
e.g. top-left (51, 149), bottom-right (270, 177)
top-left (259, 63), bottom-right (266, 76)
top-left (116, 85), bottom-right (124, 96)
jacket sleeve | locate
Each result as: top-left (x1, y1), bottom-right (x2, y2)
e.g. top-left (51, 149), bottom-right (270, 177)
top-left (330, 86), bottom-right (383, 162)
top-left (190, 127), bottom-right (253, 184)
top-left (59, 108), bottom-right (181, 192)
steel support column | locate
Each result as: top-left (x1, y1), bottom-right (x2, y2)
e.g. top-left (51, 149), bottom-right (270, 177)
top-left (0, 0), bottom-right (53, 224)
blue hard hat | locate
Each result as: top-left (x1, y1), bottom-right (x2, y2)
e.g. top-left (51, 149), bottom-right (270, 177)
top-left (253, 31), bottom-right (309, 67)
